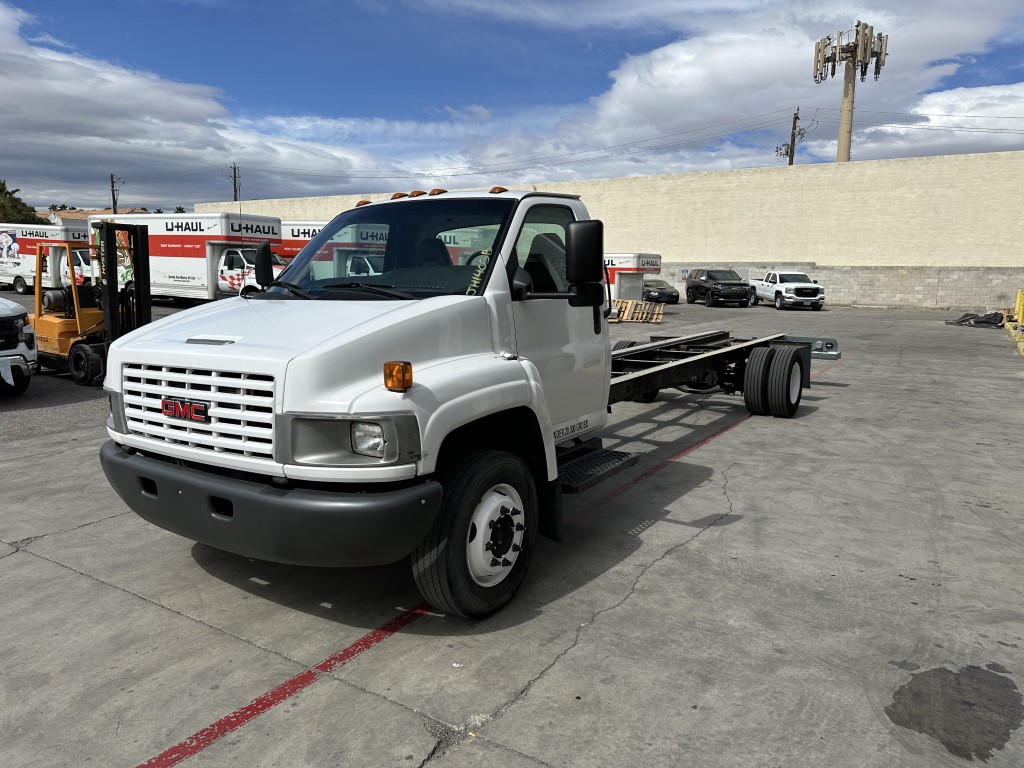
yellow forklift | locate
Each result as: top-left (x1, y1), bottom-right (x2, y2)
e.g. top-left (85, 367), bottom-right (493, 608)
top-left (30, 222), bottom-right (151, 385)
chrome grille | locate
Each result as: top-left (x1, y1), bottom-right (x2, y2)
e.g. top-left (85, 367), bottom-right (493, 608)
top-left (122, 363), bottom-right (275, 459)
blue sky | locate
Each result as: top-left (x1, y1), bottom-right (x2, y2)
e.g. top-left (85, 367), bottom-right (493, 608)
top-left (2, 0), bottom-right (1023, 210)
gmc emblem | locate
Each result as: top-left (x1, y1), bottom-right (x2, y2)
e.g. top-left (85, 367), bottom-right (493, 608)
top-left (161, 397), bottom-right (211, 423)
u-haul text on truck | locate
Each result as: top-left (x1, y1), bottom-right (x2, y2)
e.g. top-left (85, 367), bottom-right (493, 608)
top-left (603, 252), bottom-right (661, 300)
top-left (87, 213), bottom-right (285, 300)
top-left (279, 221), bottom-right (328, 261)
top-left (0, 222), bottom-right (89, 294)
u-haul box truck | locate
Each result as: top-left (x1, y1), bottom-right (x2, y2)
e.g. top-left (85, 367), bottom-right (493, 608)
top-left (279, 221), bottom-right (328, 261)
top-left (603, 252), bottom-right (662, 300)
top-left (86, 213), bottom-right (285, 300)
top-left (309, 222), bottom-right (388, 279)
top-left (0, 222), bottom-right (89, 294)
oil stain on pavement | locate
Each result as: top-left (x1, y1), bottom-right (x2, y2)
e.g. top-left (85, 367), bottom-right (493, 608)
top-left (885, 664), bottom-right (1023, 761)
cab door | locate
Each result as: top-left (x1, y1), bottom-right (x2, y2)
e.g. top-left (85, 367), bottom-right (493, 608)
top-left (508, 202), bottom-right (609, 439)
top-left (218, 250), bottom-right (242, 292)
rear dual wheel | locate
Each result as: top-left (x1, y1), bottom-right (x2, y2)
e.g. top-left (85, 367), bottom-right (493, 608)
top-left (743, 346), bottom-right (803, 417)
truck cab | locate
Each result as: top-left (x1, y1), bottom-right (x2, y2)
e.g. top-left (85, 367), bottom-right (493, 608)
top-left (100, 189), bottom-right (611, 618)
top-left (218, 247), bottom-right (286, 294)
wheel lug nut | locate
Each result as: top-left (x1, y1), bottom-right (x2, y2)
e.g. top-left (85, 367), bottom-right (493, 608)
top-left (490, 557), bottom-right (501, 567)
top-left (515, 523), bottom-right (525, 531)
top-left (501, 558), bottom-right (512, 567)
top-left (511, 544), bottom-right (521, 552)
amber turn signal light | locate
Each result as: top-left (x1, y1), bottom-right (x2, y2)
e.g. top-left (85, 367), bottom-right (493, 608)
top-left (384, 361), bottom-right (413, 392)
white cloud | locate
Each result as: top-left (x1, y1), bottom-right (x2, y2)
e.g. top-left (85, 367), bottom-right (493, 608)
top-left (0, 0), bottom-right (1022, 209)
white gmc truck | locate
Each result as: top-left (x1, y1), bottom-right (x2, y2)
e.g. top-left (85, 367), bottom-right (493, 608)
top-left (99, 189), bottom-right (838, 618)
top-left (749, 270), bottom-right (825, 310)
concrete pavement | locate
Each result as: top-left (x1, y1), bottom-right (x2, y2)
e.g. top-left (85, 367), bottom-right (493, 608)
top-left (1, 301), bottom-right (1023, 767)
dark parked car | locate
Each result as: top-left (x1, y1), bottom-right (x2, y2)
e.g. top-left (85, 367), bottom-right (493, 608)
top-left (684, 269), bottom-right (751, 307)
top-left (642, 278), bottom-right (679, 304)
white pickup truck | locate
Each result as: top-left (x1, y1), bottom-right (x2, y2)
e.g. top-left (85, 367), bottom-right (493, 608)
top-left (749, 270), bottom-right (825, 310)
top-left (0, 295), bottom-right (37, 395)
top-left (98, 189), bottom-right (838, 619)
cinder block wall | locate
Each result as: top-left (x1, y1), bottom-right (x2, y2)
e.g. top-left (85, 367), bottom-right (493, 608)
top-left (196, 150), bottom-right (1024, 309)
top-left (659, 263), bottom-right (1024, 311)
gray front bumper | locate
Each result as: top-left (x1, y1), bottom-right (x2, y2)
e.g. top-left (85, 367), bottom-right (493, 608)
top-left (100, 441), bottom-right (444, 567)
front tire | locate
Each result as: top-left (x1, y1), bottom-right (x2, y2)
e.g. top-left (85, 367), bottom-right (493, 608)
top-left (750, 294), bottom-right (760, 306)
top-left (412, 449), bottom-right (538, 619)
top-left (774, 294), bottom-right (784, 310)
top-left (685, 290), bottom-right (696, 304)
top-left (68, 343), bottom-right (103, 386)
top-left (13, 276), bottom-right (27, 295)
top-left (0, 367), bottom-right (30, 396)
top-left (704, 291), bottom-right (714, 307)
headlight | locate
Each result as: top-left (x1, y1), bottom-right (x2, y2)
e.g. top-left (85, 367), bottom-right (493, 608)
top-left (784, 287), bottom-right (795, 294)
top-left (14, 314), bottom-right (26, 343)
top-left (288, 414), bottom-right (421, 466)
top-left (351, 422), bottom-right (386, 458)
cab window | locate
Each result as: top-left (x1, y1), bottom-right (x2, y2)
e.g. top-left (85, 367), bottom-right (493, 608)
top-left (512, 205), bottom-right (573, 293)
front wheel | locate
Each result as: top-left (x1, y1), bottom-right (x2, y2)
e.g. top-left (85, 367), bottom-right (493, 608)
top-left (750, 294), bottom-right (760, 306)
top-left (774, 294), bottom-right (784, 310)
top-left (13, 276), bottom-right (27, 295)
top-left (68, 343), bottom-right (103, 386)
top-left (704, 291), bottom-right (714, 307)
top-left (412, 449), bottom-right (538, 619)
top-left (685, 290), bottom-right (696, 305)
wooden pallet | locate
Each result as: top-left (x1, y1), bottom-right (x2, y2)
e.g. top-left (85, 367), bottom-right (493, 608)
top-left (609, 299), bottom-right (664, 323)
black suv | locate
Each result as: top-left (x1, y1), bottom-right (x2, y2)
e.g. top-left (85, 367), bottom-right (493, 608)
top-left (684, 269), bottom-right (751, 307)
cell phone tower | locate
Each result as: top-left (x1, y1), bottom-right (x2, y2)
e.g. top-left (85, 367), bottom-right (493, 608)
top-left (813, 21), bottom-right (889, 162)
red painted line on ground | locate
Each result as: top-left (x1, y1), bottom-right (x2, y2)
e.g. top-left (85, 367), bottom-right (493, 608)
top-left (137, 603), bottom-right (432, 768)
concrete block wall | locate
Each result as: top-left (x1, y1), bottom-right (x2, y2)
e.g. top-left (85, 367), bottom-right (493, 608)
top-left (659, 262), bottom-right (1024, 311)
top-left (195, 150), bottom-right (1024, 309)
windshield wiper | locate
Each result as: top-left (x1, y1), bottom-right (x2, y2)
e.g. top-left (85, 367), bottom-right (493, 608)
top-left (320, 281), bottom-right (414, 299)
top-left (264, 280), bottom-right (314, 300)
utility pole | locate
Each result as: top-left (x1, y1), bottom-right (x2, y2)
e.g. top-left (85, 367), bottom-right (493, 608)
top-left (774, 108), bottom-right (805, 166)
top-left (788, 108), bottom-right (799, 166)
top-left (229, 164), bottom-right (240, 202)
top-left (109, 174), bottom-right (123, 213)
top-left (813, 21), bottom-right (889, 162)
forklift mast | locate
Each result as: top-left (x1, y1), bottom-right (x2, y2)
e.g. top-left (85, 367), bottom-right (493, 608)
top-left (95, 222), bottom-right (151, 351)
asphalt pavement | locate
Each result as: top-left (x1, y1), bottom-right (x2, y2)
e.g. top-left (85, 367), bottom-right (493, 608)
top-left (2, 295), bottom-right (1023, 767)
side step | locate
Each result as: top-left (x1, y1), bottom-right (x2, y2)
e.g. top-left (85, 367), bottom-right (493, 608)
top-left (559, 448), bottom-right (640, 494)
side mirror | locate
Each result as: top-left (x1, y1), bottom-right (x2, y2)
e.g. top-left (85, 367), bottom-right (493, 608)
top-left (254, 240), bottom-right (274, 287)
top-left (511, 267), bottom-right (531, 301)
top-left (813, 279), bottom-right (818, 284)
top-left (565, 220), bottom-right (603, 284)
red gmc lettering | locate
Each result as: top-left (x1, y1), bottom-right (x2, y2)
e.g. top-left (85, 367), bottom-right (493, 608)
top-left (161, 400), bottom-right (207, 421)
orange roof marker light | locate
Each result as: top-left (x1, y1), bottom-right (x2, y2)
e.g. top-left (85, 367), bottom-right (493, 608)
top-left (355, 199), bottom-right (372, 207)
top-left (428, 188), bottom-right (448, 195)
top-left (384, 361), bottom-right (413, 392)
top-left (391, 192), bottom-right (409, 200)
top-left (408, 190), bottom-right (427, 197)
top-left (489, 186), bottom-right (508, 194)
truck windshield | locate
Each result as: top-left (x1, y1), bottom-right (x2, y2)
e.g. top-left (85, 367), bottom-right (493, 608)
top-left (274, 198), bottom-right (515, 299)
top-left (708, 270), bottom-right (741, 281)
top-left (779, 273), bottom-right (812, 283)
